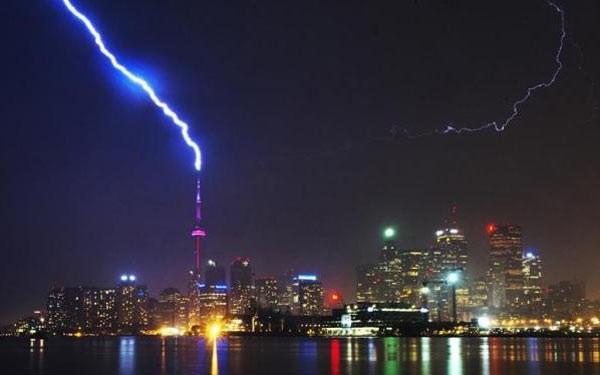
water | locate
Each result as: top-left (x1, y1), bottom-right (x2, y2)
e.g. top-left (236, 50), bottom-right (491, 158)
top-left (2, 336), bottom-right (600, 374)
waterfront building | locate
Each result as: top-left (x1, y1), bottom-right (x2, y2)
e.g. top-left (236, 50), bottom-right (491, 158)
top-left (522, 251), bottom-right (543, 318)
top-left (229, 257), bottom-right (253, 315)
top-left (487, 224), bottom-right (524, 313)
top-left (298, 275), bottom-right (325, 316)
top-left (116, 275), bottom-right (149, 333)
top-left (255, 277), bottom-right (278, 310)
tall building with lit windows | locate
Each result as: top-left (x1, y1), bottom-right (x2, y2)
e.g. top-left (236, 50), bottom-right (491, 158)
top-left (487, 224), bottom-right (524, 313)
top-left (356, 264), bottom-right (381, 303)
top-left (156, 288), bottom-right (189, 329)
top-left (197, 260), bottom-right (228, 324)
top-left (522, 251), bottom-right (543, 318)
top-left (46, 287), bottom-right (84, 334)
top-left (277, 269), bottom-right (296, 313)
top-left (116, 275), bottom-right (149, 333)
top-left (82, 287), bottom-right (117, 334)
top-left (255, 277), bottom-right (278, 310)
top-left (229, 257), bottom-right (253, 315)
top-left (297, 274), bottom-right (324, 316)
top-left (378, 227), bottom-right (402, 302)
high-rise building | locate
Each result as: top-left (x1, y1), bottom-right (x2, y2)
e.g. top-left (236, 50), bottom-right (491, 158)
top-left (522, 251), bottom-right (543, 318)
top-left (546, 280), bottom-right (586, 320)
top-left (197, 260), bottom-right (228, 324)
top-left (82, 287), bottom-right (117, 334)
top-left (435, 228), bottom-right (468, 274)
top-left (47, 287), bottom-right (84, 334)
top-left (116, 275), bottom-right (149, 333)
top-left (298, 275), bottom-right (324, 316)
top-left (229, 257), bottom-right (253, 315)
top-left (487, 224), bottom-right (524, 313)
top-left (378, 228), bottom-right (402, 302)
top-left (399, 248), bottom-right (431, 305)
top-left (255, 277), bottom-right (278, 310)
top-left (277, 269), bottom-right (296, 313)
top-left (156, 288), bottom-right (188, 329)
top-left (356, 264), bottom-right (381, 303)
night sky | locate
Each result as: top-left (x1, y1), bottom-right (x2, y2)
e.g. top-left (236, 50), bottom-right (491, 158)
top-left (1, 0), bottom-right (599, 324)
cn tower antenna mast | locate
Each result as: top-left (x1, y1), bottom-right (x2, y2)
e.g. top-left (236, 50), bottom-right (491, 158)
top-left (191, 175), bottom-right (206, 272)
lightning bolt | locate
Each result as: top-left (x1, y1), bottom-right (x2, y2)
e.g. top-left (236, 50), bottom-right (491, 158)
top-left (59, 0), bottom-right (202, 171)
top-left (391, 1), bottom-right (566, 140)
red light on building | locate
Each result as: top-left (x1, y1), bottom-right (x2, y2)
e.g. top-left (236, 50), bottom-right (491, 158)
top-left (486, 223), bottom-right (496, 235)
top-left (330, 292), bottom-right (341, 303)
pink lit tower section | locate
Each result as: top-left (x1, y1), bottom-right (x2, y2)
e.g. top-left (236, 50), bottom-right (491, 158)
top-left (191, 176), bottom-right (206, 272)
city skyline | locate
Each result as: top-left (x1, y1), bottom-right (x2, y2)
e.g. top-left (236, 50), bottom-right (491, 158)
top-left (2, 0), bottom-right (600, 326)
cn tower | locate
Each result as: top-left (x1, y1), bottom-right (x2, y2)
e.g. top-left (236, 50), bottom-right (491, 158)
top-left (191, 176), bottom-right (206, 272)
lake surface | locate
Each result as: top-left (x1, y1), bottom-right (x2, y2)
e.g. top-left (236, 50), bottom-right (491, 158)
top-left (2, 336), bottom-right (600, 374)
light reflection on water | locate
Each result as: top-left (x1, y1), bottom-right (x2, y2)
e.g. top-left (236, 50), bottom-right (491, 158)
top-left (118, 337), bottom-right (135, 375)
top-left (7, 336), bottom-right (600, 375)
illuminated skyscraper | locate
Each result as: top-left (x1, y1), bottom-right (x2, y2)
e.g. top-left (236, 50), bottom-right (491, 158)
top-left (435, 228), bottom-right (468, 274)
top-left (356, 264), bottom-right (381, 303)
top-left (277, 269), bottom-right (296, 313)
top-left (46, 287), bottom-right (84, 334)
top-left (156, 288), bottom-right (189, 330)
top-left (83, 287), bottom-right (117, 334)
top-left (522, 251), bottom-right (543, 318)
top-left (255, 277), bottom-right (278, 310)
top-left (487, 224), bottom-right (524, 312)
top-left (297, 275), bottom-right (324, 316)
top-left (197, 260), bottom-right (228, 324)
top-left (378, 227), bottom-right (402, 302)
top-left (229, 257), bottom-right (253, 315)
top-left (116, 275), bottom-right (149, 334)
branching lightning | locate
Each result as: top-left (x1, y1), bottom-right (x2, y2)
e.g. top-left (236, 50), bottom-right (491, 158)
top-left (391, 1), bottom-right (566, 140)
top-left (59, 0), bottom-right (202, 171)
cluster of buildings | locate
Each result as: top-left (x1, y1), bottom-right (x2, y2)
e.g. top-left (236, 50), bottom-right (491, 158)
top-left (356, 218), bottom-right (595, 325)
top-left (4, 179), bottom-right (599, 336)
top-left (31, 263), bottom-right (326, 335)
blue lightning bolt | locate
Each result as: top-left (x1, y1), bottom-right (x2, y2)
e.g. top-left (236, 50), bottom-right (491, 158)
top-left (391, 1), bottom-right (566, 140)
top-left (59, 0), bottom-right (202, 171)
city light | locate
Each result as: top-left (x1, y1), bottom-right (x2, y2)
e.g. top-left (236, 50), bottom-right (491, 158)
top-left (421, 286), bottom-right (430, 295)
top-left (477, 316), bottom-right (492, 329)
top-left (207, 323), bottom-right (222, 339)
top-left (383, 227), bottom-right (396, 239)
top-left (128, 275), bottom-right (136, 282)
top-left (435, 230), bottom-right (444, 236)
top-left (120, 275), bottom-right (127, 282)
top-left (160, 327), bottom-right (181, 336)
top-left (298, 274), bottom-right (317, 281)
top-left (447, 272), bottom-right (459, 285)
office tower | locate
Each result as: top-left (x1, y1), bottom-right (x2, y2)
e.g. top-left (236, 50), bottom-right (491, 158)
top-left (356, 264), bottom-right (381, 303)
top-left (117, 275), bottom-right (149, 333)
top-left (378, 228), bottom-right (402, 302)
top-left (399, 248), bottom-right (432, 305)
top-left (487, 224), bottom-right (524, 312)
top-left (547, 280), bottom-right (586, 320)
top-left (522, 251), bottom-right (543, 318)
top-left (82, 287), bottom-right (117, 334)
top-left (156, 288), bottom-right (188, 329)
top-left (435, 228), bottom-right (468, 274)
top-left (197, 260), bottom-right (228, 324)
top-left (277, 269), bottom-right (296, 313)
top-left (255, 277), bottom-right (278, 310)
top-left (297, 274), bottom-right (324, 316)
top-left (229, 257), bottom-right (253, 315)
top-left (46, 287), bottom-right (84, 334)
